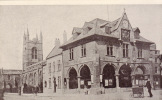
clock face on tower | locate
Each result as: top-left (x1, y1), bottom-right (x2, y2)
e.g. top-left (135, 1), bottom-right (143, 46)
top-left (122, 20), bottom-right (128, 28)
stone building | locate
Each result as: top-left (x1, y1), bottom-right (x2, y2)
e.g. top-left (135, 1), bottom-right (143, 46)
top-left (0, 69), bottom-right (22, 93)
top-left (43, 38), bottom-right (63, 94)
top-left (60, 11), bottom-right (160, 93)
top-left (150, 44), bottom-right (161, 89)
top-left (22, 28), bottom-right (44, 93)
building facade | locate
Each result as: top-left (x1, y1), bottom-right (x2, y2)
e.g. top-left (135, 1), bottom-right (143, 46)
top-left (0, 69), bottom-right (22, 93)
top-left (43, 38), bottom-right (63, 94)
top-left (22, 28), bottom-right (44, 93)
top-left (60, 11), bottom-right (160, 93)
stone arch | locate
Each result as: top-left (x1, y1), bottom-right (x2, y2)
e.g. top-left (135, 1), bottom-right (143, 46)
top-left (69, 67), bottom-right (78, 89)
top-left (33, 72), bottom-right (37, 85)
top-left (119, 64), bottom-right (132, 87)
top-left (39, 70), bottom-right (43, 83)
top-left (38, 70), bottom-right (43, 93)
top-left (102, 63), bottom-right (116, 88)
top-left (133, 65), bottom-right (147, 86)
top-left (79, 64), bottom-right (91, 89)
top-left (32, 47), bottom-right (37, 59)
top-left (134, 66), bottom-right (146, 75)
top-left (29, 73), bottom-right (33, 85)
top-left (78, 64), bottom-right (92, 76)
top-left (67, 67), bottom-right (78, 77)
top-left (101, 63), bottom-right (118, 74)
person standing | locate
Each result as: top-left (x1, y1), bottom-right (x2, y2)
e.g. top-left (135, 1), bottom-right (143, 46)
top-left (145, 79), bottom-right (153, 97)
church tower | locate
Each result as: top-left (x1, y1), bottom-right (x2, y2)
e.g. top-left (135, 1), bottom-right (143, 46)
top-left (23, 28), bottom-right (43, 71)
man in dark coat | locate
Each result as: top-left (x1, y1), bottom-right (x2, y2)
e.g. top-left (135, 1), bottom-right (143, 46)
top-left (145, 79), bottom-right (153, 97)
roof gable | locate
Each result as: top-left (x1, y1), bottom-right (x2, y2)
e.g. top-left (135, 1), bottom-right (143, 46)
top-left (46, 45), bottom-right (62, 59)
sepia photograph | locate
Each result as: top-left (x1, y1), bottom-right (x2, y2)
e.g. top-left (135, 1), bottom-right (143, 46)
top-left (0, 1), bottom-right (162, 100)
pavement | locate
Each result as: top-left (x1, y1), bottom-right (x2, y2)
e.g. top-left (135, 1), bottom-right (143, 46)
top-left (2, 89), bottom-right (162, 100)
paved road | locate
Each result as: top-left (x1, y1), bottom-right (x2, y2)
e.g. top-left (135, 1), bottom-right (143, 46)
top-left (2, 90), bottom-right (162, 100)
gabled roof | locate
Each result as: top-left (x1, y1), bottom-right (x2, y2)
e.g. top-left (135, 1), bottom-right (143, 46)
top-left (46, 45), bottom-right (62, 59)
top-left (60, 18), bottom-right (119, 48)
top-left (109, 17), bottom-right (122, 32)
top-left (2, 70), bottom-right (22, 75)
top-left (136, 36), bottom-right (154, 44)
top-left (72, 27), bottom-right (83, 34)
top-left (133, 27), bottom-right (140, 33)
top-left (60, 12), bottom-right (154, 48)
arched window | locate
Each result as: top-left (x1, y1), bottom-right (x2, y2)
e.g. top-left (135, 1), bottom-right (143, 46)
top-left (32, 47), bottom-right (37, 59)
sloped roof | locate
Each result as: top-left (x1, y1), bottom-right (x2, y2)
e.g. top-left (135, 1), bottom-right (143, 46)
top-left (61, 18), bottom-right (118, 48)
top-left (136, 36), bottom-right (154, 44)
top-left (72, 27), bottom-right (83, 34)
top-left (110, 17), bottom-right (122, 32)
top-left (46, 45), bottom-right (62, 59)
top-left (2, 70), bottom-right (22, 75)
top-left (60, 12), bottom-right (154, 48)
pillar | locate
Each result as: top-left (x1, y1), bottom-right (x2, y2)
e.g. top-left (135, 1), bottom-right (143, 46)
top-left (66, 77), bottom-right (69, 90)
top-left (77, 76), bottom-right (81, 89)
top-left (132, 75), bottom-right (135, 86)
top-left (115, 74), bottom-right (120, 90)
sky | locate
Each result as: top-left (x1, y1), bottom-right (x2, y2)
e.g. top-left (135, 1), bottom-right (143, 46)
top-left (0, 5), bottom-right (162, 70)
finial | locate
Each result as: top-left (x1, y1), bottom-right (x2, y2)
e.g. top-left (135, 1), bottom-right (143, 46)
top-left (27, 24), bottom-right (29, 35)
top-left (36, 34), bottom-right (38, 40)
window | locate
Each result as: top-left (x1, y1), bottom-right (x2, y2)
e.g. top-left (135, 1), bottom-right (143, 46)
top-left (53, 62), bottom-right (55, 72)
top-left (123, 44), bottom-right (129, 57)
top-left (69, 48), bottom-right (74, 60)
top-left (44, 81), bottom-right (47, 87)
top-left (107, 43), bottom-right (113, 56)
top-left (155, 51), bottom-right (157, 54)
top-left (105, 26), bottom-right (111, 34)
top-left (58, 76), bottom-right (61, 89)
top-left (58, 60), bottom-right (61, 71)
top-left (155, 67), bottom-right (158, 73)
top-left (155, 58), bottom-right (158, 63)
top-left (49, 78), bottom-right (51, 88)
top-left (32, 47), bottom-right (37, 59)
top-left (49, 63), bottom-right (51, 75)
top-left (138, 48), bottom-right (142, 58)
top-left (8, 75), bottom-right (10, 80)
top-left (81, 44), bottom-right (86, 57)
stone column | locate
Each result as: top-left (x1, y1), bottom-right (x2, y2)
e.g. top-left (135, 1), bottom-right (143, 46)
top-left (66, 77), bottom-right (69, 90)
top-left (77, 76), bottom-right (81, 89)
top-left (115, 74), bottom-right (120, 92)
top-left (132, 75), bottom-right (135, 86)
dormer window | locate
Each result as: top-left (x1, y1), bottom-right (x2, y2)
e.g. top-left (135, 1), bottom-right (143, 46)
top-left (105, 26), bottom-right (111, 34)
top-left (133, 27), bottom-right (140, 39)
top-left (87, 27), bottom-right (92, 31)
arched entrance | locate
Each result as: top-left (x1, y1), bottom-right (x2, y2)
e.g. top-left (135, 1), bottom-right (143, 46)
top-left (29, 73), bottom-right (33, 85)
top-left (102, 64), bottom-right (116, 88)
top-left (119, 64), bottom-right (132, 87)
top-left (69, 68), bottom-right (78, 89)
top-left (39, 71), bottom-right (43, 93)
top-left (34, 72), bottom-right (36, 85)
top-left (134, 66), bottom-right (145, 87)
top-left (80, 65), bottom-right (91, 89)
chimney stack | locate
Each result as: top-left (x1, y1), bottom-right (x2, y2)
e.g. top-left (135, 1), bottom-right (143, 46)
top-left (55, 38), bottom-right (60, 46)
